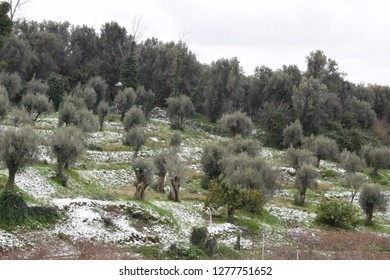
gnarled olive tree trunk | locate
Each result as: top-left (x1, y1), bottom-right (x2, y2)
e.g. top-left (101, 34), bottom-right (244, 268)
top-left (168, 176), bottom-right (181, 202)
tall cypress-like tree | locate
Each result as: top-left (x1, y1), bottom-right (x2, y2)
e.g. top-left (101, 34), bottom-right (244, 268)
top-left (0, 2), bottom-right (12, 49)
top-left (121, 43), bottom-right (138, 90)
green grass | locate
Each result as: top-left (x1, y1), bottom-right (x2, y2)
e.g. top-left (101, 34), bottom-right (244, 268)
top-left (235, 216), bottom-right (261, 232)
top-left (366, 170), bottom-right (390, 188)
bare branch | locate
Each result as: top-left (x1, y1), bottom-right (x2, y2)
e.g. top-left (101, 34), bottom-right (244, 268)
top-left (8, 0), bottom-right (32, 21)
top-left (130, 15), bottom-right (146, 43)
top-left (178, 29), bottom-right (190, 43)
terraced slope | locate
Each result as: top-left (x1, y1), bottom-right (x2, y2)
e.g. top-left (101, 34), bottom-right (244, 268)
top-left (0, 109), bottom-right (389, 259)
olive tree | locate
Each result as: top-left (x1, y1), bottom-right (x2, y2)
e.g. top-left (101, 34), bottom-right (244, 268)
top-left (166, 94), bottom-right (195, 130)
top-left (135, 86), bottom-right (155, 117)
top-left (218, 111), bottom-right (253, 137)
top-left (338, 149), bottom-right (366, 173)
top-left (123, 106), bottom-right (146, 131)
top-left (166, 153), bottom-right (184, 202)
top-left (58, 97), bottom-right (98, 132)
top-left (51, 126), bottom-right (85, 186)
top-left (153, 152), bottom-right (168, 192)
top-left (342, 172), bottom-right (367, 203)
top-left (359, 184), bottom-right (388, 226)
top-left (26, 78), bottom-right (49, 95)
top-left (170, 132), bottom-right (182, 149)
top-left (114, 87), bottom-right (136, 121)
top-left (73, 84), bottom-right (97, 111)
top-left (0, 126), bottom-right (38, 189)
top-left (21, 93), bottom-right (53, 122)
top-left (123, 126), bottom-right (146, 160)
top-left (286, 147), bottom-right (317, 169)
top-left (303, 134), bottom-right (339, 166)
top-left (221, 153), bottom-right (278, 196)
top-left (132, 158), bottom-right (155, 200)
top-left (283, 119), bottom-right (303, 148)
top-left (226, 135), bottom-right (261, 157)
top-left (7, 106), bottom-right (33, 127)
top-left (360, 145), bottom-right (390, 175)
top-left (295, 164), bottom-right (318, 206)
top-left (0, 85), bottom-right (9, 119)
top-left (201, 143), bottom-right (226, 181)
top-left (0, 71), bottom-right (22, 103)
top-left (97, 100), bottom-right (109, 131)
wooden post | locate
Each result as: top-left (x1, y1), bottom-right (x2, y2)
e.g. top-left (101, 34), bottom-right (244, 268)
top-left (262, 233), bottom-right (265, 260)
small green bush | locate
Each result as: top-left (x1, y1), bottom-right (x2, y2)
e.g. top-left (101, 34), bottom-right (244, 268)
top-left (316, 198), bottom-right (359, 229)
top-left (204, 237), bottom-right (217, 256)
top-left (241, 189), bottom-right (265, 214)
top-left (190, 226), bottom-right (208, 247)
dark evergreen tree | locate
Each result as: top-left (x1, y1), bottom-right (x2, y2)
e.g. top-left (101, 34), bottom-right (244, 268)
top-left (121, 45), bottom-right (138, 90)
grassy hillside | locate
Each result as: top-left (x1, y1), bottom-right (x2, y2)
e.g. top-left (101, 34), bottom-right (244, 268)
top-left (0, 108), bottom-right (389, 260)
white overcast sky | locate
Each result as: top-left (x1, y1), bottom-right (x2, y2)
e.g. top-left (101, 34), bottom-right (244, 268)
top-left (18, 0), bottom-right (390, 86)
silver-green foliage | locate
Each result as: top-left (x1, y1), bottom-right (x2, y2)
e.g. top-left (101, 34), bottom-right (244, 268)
top-left (123, 126), bottom-right (146, 159)
top-left (221, 153), bottom-right (278, 196)
top-left (303, 134), bottom-right (339, 165)
top-left (338, 149), bottom-right (366, 173)
top-left (287, 147), bottom-right (317, 169)
top-left (51, 126), bottom-right (85, 186)
top-left (114, 87), bottom-right (136, 121)
top-left (0, 126), bottom-right (39, 187)
top-left (0, 85), bottom-right (9, 119)
top-left (283, 119), bottom-right (303, 148)
top-left (359, 184), bottom-right (388, 226)
top-left (21, 93), bottom-right (53, 122)
top-left (295, 164), bottom-right (318, 206)
top-left (218, 111), bottom-right (253, 137)
top-left (166, 94), bottom-right (195, 130)
top-left (123, 106), bottom-right (146, 131)
top-left (97, 100), bottom-right (109, 131)
top-left (360, 144), bottom-right (390, 175)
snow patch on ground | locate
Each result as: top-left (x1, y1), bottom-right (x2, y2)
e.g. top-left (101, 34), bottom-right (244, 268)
top-left (208, 223), bottom-right (252, 249)
top-left (265, 205), bottom-right (316, 226)
top-left (85, 131), bottom-right (123, 146)
top-left (52, 198), bottom-right (151, 245)
top-left (0, 230), bottom-right (24, 251)
top-left (78, 169), bottom-right (134, 188)
top-left (85, 150), bottom-right (134, 164)
top-left (15, 167), bottom-right (57, 200)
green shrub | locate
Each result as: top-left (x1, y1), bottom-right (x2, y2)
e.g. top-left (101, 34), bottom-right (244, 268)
top-left (190, 226), bottom-right (208, 247)
top-left (241, 189), bottom-right (265, 214)
top-left (204, 237), bottom-right (217, 256)
top-left (316, 198), bottom-right (359, 229)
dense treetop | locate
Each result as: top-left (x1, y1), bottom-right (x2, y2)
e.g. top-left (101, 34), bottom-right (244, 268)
top-left (0, 19), bottom-right (390, 151)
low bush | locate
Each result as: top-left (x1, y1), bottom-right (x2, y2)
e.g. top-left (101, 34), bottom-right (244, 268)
top-left (315, 198), bottom-right (359, 229)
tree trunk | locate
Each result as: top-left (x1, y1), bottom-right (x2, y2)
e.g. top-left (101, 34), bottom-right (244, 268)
top-left (227, 206), bottom-right (235, 224)
top-left (99, 118), bottom-right (104, 131)
top-left (155, 174), bottom-right (165, 192)
top-left (34, 112), bottom-right (41, 123)
top-left (168, 176), bottom-right (180, 202)
top-left (6, 168), bottom-right (17, 191)
top-left (178, 114), bottom-right (183, 130)
top-left (134, 182), bottom-right (146, 200)
top-left (57, 162), bottom-right (68, 186)
top-left (365, 206), bottom-right (374, 226)
top-left (350, 191), bottom-right (357, 204)
top-left (132, 148), bottom-right (139, 161)
top-left (300, 191), bottom-right (306, 206)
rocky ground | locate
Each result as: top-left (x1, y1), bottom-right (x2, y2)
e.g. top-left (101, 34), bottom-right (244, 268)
top-left (0, 108), bottom-right (389, 260)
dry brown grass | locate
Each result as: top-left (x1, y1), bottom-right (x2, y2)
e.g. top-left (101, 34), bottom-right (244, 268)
top-left (266, 230), bottom-right (390, 260)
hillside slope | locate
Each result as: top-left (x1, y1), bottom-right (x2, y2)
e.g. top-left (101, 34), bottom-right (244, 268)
top-left (0, 109), bottom-right (389, 259)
